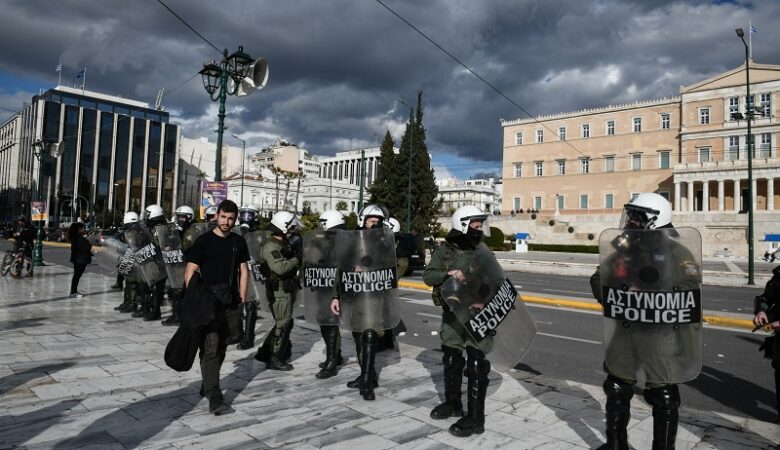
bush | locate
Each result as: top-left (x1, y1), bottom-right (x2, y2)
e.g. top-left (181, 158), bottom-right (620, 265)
top-left (548, 220), bottom-right (556, 226)
top-left (587, 233), bottom-right (595, 240)
top-left (567, 226), bottom-right (575, 233)
top-left (483, 226), bottom-right (505, 251)
top-left (528, 243), bottom-right (599, 254)
top-left (531, 213), bottom-right (537, 219)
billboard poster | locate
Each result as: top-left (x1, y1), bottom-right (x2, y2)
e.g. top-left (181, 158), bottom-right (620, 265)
top-left (200, 181), bottom-right (228, 219)
top-left (31, 201), bottom-right (48, 221)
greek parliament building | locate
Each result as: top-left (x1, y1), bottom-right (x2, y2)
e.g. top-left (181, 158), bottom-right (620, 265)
top-left (500, 60), bottom-right (780, 256)
top-left (0, 86), bottom-right (180, 225)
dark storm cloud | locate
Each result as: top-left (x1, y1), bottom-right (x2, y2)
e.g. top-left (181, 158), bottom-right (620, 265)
top-left (1, 0), bottom-right (778, 177)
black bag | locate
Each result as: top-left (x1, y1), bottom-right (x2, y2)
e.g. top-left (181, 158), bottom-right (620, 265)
top-left (180, 272), bottom-right (217, 328)
top-left (164, 327), bottom-right (201, 371)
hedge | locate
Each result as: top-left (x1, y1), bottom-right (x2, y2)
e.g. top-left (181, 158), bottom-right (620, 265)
top-left (527, 243), bottom-right (599, 254)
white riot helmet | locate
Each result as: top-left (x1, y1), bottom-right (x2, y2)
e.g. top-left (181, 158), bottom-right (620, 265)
top-left (319, 209), bottom-right (345, 231)
top-left (238, 205), bottom-right (259, 226)
top-left (386, 217), bottom-right (401, 234)
top-left (174, 205), bottom-right (194, 228)
top-left (123, 211), bottom-right (139, 225)
top-left (205, 205), bottom-right (218, 221)
top-left (358, 204), bottom-right (386, 229)
top-left (451, 205), bottom-right (490, 236)
top-left (620, 193), bottom-right (672, 230)
top-left (144, 204), bottom-right (165, 221)
top-left (270, 211), bottom-right (301, 235)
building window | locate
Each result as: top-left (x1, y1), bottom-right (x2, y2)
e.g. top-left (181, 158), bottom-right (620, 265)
top-left (605, 193), bottom-right (614, 209)
top-left (699, 108), bottom-right (710, 125)
top-left (633, 117), bottom-right (642, 133)
top-left (559, 127), bottom-right (566, 141)
top-left (513, 163), bottom-right (522, 178)
top-left (729, 96), bottom-right (739, 120)
top-left (728, 135), bottom-right (740, 160)
top-left (605, 155), bottom-right (615, 172)
top-left (659, 191), bottom-right (671, 202)
top-left (556, 195), bottom-right (564, 210)
top-left (582, 123), bottom-right (590, 138)
top-left (556, 160), bottom-right (566, 175)
top-left (631, 153), bottom-right (642, 171)
top-left (661, 113), bottom-right (670, 130)
top-left (698, 147), bottom-right (710, 162)
top-left (536, 129), bottom-right (543, 143)
top-left (746, 94), bottom-right (755, 113)
top-left (534, 196), bottom-right (542, 210)
top-left (515, 132), bottom-right (523, 145)
top-left (606, 120), bottom-right (615, 135)
top-left (580, 194), bottom-right (589, 209)
top-left (659, 151), bottom-right (670, 169)
top-left (535, 161), bottom-right (543, 176)
top-left (760, 133), bottom-right (771, 158)
top-left (513, 197), bottom-right (521, 211)
top-left (580, 157), bottom-right (590, 174)
top-left (760, 93), bottom-right (771, 118)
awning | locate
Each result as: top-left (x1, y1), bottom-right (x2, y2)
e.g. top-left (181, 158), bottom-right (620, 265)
top-left (763, 234), bottom-right (780, 242)
top-left (515, 233), bottom-right (530, 240)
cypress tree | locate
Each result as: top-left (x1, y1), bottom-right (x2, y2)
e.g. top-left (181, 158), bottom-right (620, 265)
top-left (368, 130), bottom-right (399, 210)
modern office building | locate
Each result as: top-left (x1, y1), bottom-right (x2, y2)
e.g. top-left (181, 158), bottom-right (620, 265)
top-left (318, 146), bottom-right (399, 188)
top-left (0, 86), bottom-right (181, 226)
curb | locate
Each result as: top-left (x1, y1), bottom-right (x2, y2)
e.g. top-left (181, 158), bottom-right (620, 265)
top-left (397, 280), bottom-right (755, 331)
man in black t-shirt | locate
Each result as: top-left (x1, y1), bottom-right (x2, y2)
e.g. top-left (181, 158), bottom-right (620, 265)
top-left (185, 200), bottom-right (250, 415)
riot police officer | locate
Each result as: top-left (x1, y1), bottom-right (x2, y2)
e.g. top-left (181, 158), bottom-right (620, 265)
top-left (234, 205), bottom-right (259, 236)
top-left (160, 205), bottom-right (194, 326)
top-left (235, 205), bottom-right (260, 349)
top-left (205, 205), bottom-right (218, 223)
top-left (253, 211), bottom-right (301, 370)
top-left (143, 204), bottom-right (168, 321)
top-left (423, 205), bottom-right (492, 437)
top-left (590, 193), bottom-right (702, 450)
top-left (118, 211), bottom-right (141, 314)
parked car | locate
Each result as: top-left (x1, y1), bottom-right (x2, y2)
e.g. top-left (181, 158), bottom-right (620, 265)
top-left (397, 233), bottom-right (426, 275)
top-left (46, 227), bottom-right (67, 242)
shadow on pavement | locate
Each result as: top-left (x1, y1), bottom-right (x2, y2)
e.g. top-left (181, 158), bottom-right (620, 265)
top-left (687, 365), bottom-right (777, 422)
top-left (0, 316), bottom-right (49, 331)
top-left (414, 347), bottom-right (504, 408)
top-left (5, 290), bottom-right (118, 309)
top-left (0, 362), bottom-right (75, 395)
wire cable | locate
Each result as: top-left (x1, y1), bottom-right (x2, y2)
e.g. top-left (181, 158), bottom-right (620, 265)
top-left (156, 0), bottom-right (222, 54)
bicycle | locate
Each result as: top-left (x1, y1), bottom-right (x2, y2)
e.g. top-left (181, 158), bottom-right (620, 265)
top-left (1, 242), bottom-right (33, 278)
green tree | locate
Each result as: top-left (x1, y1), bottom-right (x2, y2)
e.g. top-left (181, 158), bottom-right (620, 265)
top-left (368, 130), bottom-right (399, 209)
top-left (336, 201), bottom-right (348, 211)
top-left (394, 91), bottom-right (442, 236)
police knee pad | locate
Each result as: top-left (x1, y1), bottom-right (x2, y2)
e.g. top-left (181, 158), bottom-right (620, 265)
top-left (442, 346), bottom-right (465, 368)
top-left (643, 385), bottom-right (680, 410)
top-left (363, 329), bottom-right (378, 344)
top-left (465, 346), bottom-right (485, 361)
top-left (603, 375), bottom-right (633, 411)
top-left (465, 348), bottom-right (490, 378)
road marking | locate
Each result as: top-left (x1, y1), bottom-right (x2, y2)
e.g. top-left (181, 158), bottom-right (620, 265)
top-left (537, 332), bottom-right (601, 345)
top-left (725, 261), bottom-right (744, 274)
top-left (540, 288), bottom-right (592, 295)
top-left (406, 299), bottom-right (435, 307)
top-left (416, 312), bottom-right (441, 319)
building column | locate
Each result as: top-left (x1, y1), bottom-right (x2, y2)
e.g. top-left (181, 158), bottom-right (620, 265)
top-left (702, 180), bottom-right (709, 212)
top-left (752, 178), bottom-right (758, 211)
top-left (687, 181), bottom-right (694, 212)
top-left (674, 182), bottom-right (681, 212)
top-left (733, 179), bottom-right (741, 212)
top-left (717, 179), bottom-right (725, 211)
top-left (768, 177), bottom-right (775, 211)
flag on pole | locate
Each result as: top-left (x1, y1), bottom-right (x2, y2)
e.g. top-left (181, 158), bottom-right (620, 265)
top-left (749, 21), bottom-right (755, 59)
top-left (55, 64), bottom-right (62, 72)
top-left (750, 25), bottom-right (757, 34)
top-left (76, 69), bottom-right (85, 79)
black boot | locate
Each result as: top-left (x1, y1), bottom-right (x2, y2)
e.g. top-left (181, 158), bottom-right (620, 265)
top-left (161, 293), bottom-right (180, 326)
top-left (644, 385), bottom-right (680, 450)
top-left (359, 330), bottom-right (378, 401)
top-left (110, 273), bottom-right (124, 290)
top-left (597, 375), bottom-right (633, 450)
top-left (268, 326), bottom-right (293, 371)
top-left (254, 326), bottom-right (276, 363)
top-left (431, 346), bottom-right (465, 419)
top-left (132, 288), bottom-right (149, 318)
top-left (237, 302), bottom-right (258, 350)
top-left (316, 326), bottom-right (340, 379)
top-left (144, 285), bottom-right (162, 321)
top-left (347, 331), bottom-right (364, 389)
top-left (449, 351), bottom-right (490, 437)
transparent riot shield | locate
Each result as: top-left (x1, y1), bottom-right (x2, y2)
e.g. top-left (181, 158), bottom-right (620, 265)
top-left (125, 223), bottom-right (167, 287)
top-left (244, 230), bottom-right (269, 307)
top-left (93, 236), bottom-right (133, 276)
top-left (302, 231), bottom-right (340, 326)
top-left (441, 244), bottom-right (537, 371)
top-left (334, 228), bottom-right (400, 332)
top-left (184, 222), bottom-right (215, 248)
top-left (598, 227), bottom-right (703, 385)
top-left (155, 223), bottom-right (186, 289)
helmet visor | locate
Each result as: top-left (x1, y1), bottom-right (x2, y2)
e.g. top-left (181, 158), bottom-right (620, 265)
top-left (238, 210), bottom-right (256, 224)
top-left (465, 215), bottom-right (490, 237)
top-left (619, 205), bottom-right (656, 230)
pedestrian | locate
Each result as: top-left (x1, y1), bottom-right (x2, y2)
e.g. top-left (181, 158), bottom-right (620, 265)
top-left (590, 193), bottom-right (702, 450)
top-left (753, 265), bottom-right (780, 423)
top-left (423, 205), bottom-right (493, 437)
top-left (68, 222), bottom-right (92, 298)
top-left (184, 199), bottom-right (250, 415)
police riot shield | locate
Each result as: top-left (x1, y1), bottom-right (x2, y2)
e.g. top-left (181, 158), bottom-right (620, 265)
top-left (441, 244), bottom-right (537, 372)
top-left (598, 227), bottom-right (703, 385)
top-left (125, 223), bottom-right (167, 287)
top-left (155, 223), bottom-right (186, 289)
top-left (93, 236), bottom-right (133, 276)
top-left (184, 222), bottom-right (215, 248)
top-left (244, 230), bottom-right (269, 307)
top-left (334, 228), bottom-right (400, 332)
top-left (302, 231), bottom-right (340, 326)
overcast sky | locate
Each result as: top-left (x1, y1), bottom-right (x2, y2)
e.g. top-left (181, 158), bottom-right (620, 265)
top-left (1, 0), bottom-right (778, 179)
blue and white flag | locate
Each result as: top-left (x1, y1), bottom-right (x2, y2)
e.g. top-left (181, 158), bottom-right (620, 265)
top-left (750, 25), bottom-right (757, 34)
top-left (76, 69), bottom-right (85, 79)
top-left (55, 64), bottom-right (62, 72)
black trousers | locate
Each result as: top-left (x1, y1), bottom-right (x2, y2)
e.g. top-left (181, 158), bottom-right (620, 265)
top-left (71, 263), bottom-right (87, 294)
top-left (199, 307), bottom-right (228, 399)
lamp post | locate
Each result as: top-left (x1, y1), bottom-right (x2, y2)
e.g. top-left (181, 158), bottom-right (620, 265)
top-left (231, 134), bottom-right (246, 207)
top-left (198, 46), bottom-right (255, 182)
top-left (113, 183), bottom-right (120, 227)
top-left (358, 148), bottom-right (365, 210)
top-left (31, 139), bottom-right (60, 266)
top-left (736, 28), bottom-right (755, 285)
top-left (398, 99), bottom-right (415, 232)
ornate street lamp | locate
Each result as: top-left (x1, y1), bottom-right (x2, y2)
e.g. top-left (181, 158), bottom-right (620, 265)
top-left (31, 138), bottom-right (62, 266)
top-left (198, 46), bottom-right (268, 181)
top-left (735, 28), bottom-right (755, 285)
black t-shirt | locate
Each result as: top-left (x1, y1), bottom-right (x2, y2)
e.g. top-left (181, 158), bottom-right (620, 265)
top-left (187, 230), bottom-right (250, 300)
